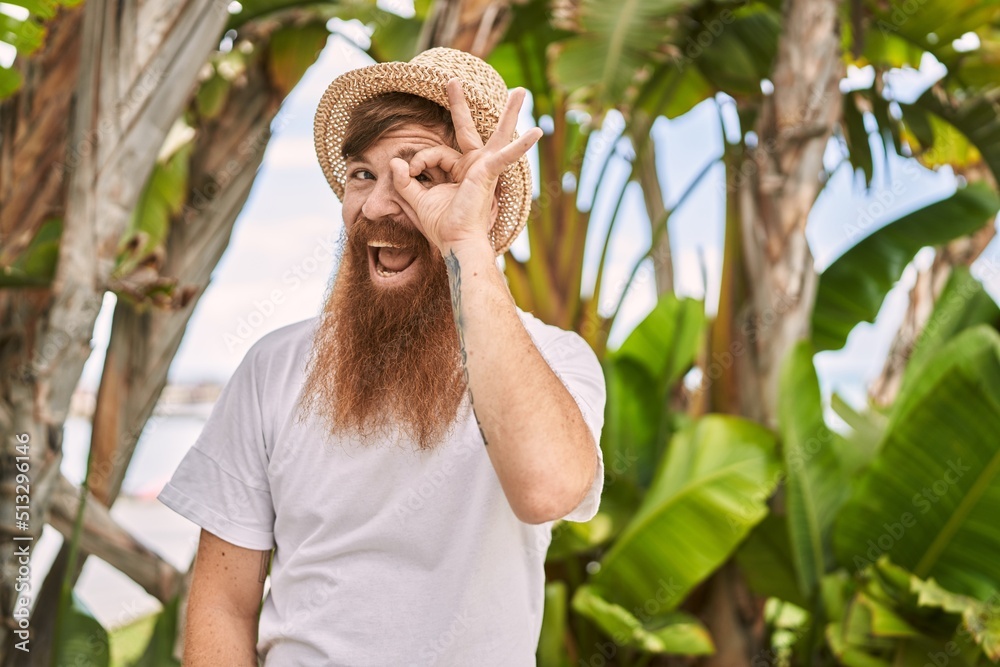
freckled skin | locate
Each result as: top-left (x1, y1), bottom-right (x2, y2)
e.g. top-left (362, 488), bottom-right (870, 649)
top-left (184, 529), bottom-right (271, 665)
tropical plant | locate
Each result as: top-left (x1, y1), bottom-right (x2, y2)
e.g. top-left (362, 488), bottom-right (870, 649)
top-left (466, 0), bottom-right (1000, 665)
top-left (3, 0), bottom-right (1000, 664)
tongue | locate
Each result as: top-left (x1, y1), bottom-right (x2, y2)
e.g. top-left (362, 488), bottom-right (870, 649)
top-left (378, 246), bottom-right (416, 271)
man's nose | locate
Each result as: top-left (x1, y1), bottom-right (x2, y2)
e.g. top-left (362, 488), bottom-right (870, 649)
top-left (361, 174), bottom-right (406, 220)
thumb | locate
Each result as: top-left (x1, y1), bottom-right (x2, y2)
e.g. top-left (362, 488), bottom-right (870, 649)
top-left (389, 157), bottom-right (424, 210)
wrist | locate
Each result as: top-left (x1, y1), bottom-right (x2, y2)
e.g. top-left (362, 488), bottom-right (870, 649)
top-left (439, 236), bottom-right (496, 264)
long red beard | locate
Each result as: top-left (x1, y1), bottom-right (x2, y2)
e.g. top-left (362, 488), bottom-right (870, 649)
top-left (295, 215), bottom-right (467, 450)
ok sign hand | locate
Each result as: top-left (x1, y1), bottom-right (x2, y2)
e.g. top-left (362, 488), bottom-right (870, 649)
top-left (388, 78), bottom-right (542, 255)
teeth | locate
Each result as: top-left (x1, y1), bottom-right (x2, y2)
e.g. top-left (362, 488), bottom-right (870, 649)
top-left (375, 265), bottom-right (400, 277)
top-left (368, 240), bottom-right (403, 248)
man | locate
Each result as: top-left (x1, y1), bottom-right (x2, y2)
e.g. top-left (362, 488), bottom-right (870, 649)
top-left (157, 47), bottom-right (606, 666)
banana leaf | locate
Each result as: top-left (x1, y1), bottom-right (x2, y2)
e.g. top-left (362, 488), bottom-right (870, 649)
top-left (833, 326), bottom-right (1000, 600)
top-left (571, 584), bottom-right (714, 656)
top-left (588, 414), bottom-right (781, 612)
top-left (778, 339), bottom-right (851, 597)
top-left (812, 183), bottom-right (1000, 352)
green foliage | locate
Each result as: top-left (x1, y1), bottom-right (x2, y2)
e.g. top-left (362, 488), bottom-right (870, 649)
top-left (812, 183), bottom-right (1000, 352)
top-left (834, 326), bottom-right (1000, 599)
top-left (267, 22), bottom-right (330, 95)
top-left (778, 340), bottom-right (852, 598)
top-left (601, 293), bottom-right (706, 490)
top-left (0, 0), bottom-right (82, 99)
top-left (0, 218), bottom-right (61, 286)
top-left (538, 583), bottom-right (569, 667)
top-left (571, 585), bottom-right (715, 655)
top-left (736, 513), bottom-right (809, 608)
top-left (52, 591), bottom-right (111, 667)
top-left (548, 0), bottom-right (689, 107)
top-left (903, 87), bottom-right (1000, 187)
top-left (589, 415), bottom-right (781, 611)
top-left (823, 556), bottom-right (1000, 665)
top-left (895, 266), bottom-right (1000, 400)
top-left (131, 595), bottom-right (182, 666)
top-left (487, 0), bottom-right (567, 115)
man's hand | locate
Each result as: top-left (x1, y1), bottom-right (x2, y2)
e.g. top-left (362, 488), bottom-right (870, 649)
top-left (388, 78), bottom-right (542, 254)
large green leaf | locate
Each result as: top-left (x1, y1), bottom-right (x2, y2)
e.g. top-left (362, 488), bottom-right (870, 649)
top-left (829, 393), bottom-right (886, 476)
top-left (614, 292), bottom-right (706, 390)
top-left (548, 0), bottom-right (689, 107)
top-left (487, 0), bottom-right (567, 115)
top-left (735, 513), bottom-right (808, 607)
top-left (691, 2), bottom-right (780, 98)
top-left (812, 183), bottom-right (1000, 352)
top-left (601, 357), bottom-right (662, 492)
top-left (266, 22), bottom-right (329, 96)
top-left (589, 415), bottom-right (781, 612)
top-left (571, 585), bottom-right (715, 655)
top-left (52, 591), bottom-right (110, 667)
top-left (910, 576), bottom-right (1000, 660)
top-left (833, 326), bottom-right (1000, 599)
top-left (778, 340), bottom-right (851, 597)
top-left (601, 293), bottom-right (705, 490)
top-left (895, 266), bottom-right (1000, 402)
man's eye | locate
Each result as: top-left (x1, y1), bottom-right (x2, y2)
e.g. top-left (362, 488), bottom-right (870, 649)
top-left (415, 172), bottom-right (432, 183)
top-left (351, 169), bottom-right (374, 180)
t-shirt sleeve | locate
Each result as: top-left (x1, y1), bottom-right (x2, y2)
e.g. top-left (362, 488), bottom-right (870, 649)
top-left (540, 329), bottom-right (607, 523)
top-left (156, 347), bottom-right (275, 551)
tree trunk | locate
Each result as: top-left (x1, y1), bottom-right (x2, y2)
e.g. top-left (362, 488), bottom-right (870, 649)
top-left (26, 10), bottom-right (329, 662)
top-left (702, 0), bottom-right (844, 664)
top-left (0, 1), bottom-right (230, 661)
top-left (733, 0), bottom-right (843, 430)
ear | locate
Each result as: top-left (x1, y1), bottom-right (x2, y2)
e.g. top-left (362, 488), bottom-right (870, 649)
top-left (489, 182), bottom-right (501, 231)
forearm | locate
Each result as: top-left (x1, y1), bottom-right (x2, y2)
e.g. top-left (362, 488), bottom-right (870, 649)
top-left (444, 239), bottom-right (597, 524)
top-left (185, 597), bottom-right (259, 665)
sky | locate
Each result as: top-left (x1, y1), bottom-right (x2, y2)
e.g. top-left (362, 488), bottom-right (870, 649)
top-left (76, 15), bottom-right (999, 412)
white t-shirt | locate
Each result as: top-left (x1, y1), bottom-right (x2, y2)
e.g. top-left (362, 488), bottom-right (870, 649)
top-left (157, 307), bottom-right (606, 666)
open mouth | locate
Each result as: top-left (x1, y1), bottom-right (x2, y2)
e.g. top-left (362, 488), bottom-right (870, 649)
top-left (367, 240), bottom-right (420, 285)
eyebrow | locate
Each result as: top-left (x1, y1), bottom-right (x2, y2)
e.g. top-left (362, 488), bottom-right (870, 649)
top-left (347, 146), bottom-right (421, 166)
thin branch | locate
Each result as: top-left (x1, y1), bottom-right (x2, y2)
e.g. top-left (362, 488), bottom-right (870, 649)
top-left (605, 155), bottom-right (718, 331)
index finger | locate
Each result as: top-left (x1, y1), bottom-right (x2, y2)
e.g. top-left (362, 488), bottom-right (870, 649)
top-left (447, 78), bottom-right (485, 152)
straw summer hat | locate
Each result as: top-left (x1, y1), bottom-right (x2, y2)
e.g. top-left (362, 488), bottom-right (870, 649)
top-left (313, 47), bottom-right (533, 256)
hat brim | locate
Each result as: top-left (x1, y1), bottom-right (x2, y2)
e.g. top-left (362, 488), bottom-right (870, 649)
top-left (313, 61), bottom-right (533, 256)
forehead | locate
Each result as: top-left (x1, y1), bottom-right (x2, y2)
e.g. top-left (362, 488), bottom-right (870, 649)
top-left (345, 122), bottom-right (453, 163)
